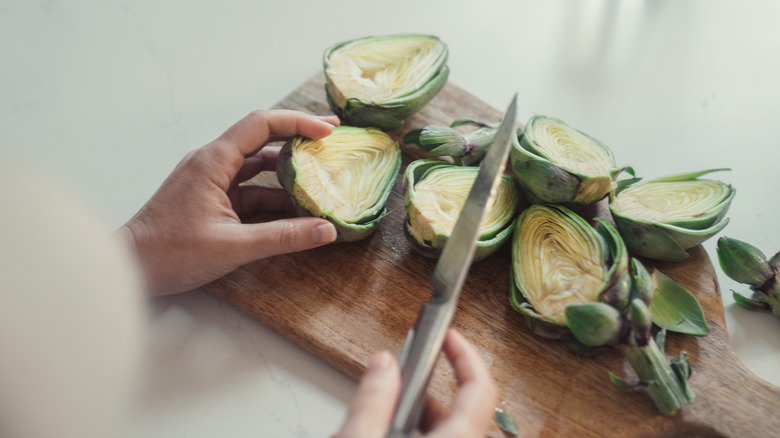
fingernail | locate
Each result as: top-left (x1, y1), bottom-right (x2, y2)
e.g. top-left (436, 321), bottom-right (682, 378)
top-left (368, 351), bottom-right (393, 371)
top-left (314, 222), bottom-right (337, 245)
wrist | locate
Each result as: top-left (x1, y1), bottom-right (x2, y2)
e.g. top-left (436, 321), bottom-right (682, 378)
top-left (113, 223), bottom-right (154, 295)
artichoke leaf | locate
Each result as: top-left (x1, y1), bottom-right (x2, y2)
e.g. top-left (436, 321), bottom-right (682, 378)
top-left (648, 271), bottom-right (709, 336)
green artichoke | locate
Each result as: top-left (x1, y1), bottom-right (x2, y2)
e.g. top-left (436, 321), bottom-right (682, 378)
top-left (509, 204), bottom-right (696, 414)
top-left (324, 34), bottom-right (449, 131)
top-left (610, 169), bottom-right (735, 261)
top-left (510, 115), bottom-right (627, 205)
top-left (404, 159), bottom-right (519, 260)
top-left (276, 126), bottom-right (401, 242)
top-left (509, 204), bottom-right (631, 338)
top-left (403, 118), bottom-right (499, 166)
top-left (717, 236), bottom-right (780, 318)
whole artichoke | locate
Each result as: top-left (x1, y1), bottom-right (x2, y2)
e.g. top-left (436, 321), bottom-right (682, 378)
top-left (717, 236), bottom-right (780, 319)
top-left (403, 118), bottom-right (499, 166)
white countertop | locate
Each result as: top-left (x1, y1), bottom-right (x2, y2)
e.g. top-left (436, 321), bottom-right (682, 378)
top-left (2, 1), bottom-right (779, 436)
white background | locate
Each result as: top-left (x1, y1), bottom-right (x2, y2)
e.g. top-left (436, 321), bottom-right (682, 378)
top-left (2, 1), bottom-right (779, 436)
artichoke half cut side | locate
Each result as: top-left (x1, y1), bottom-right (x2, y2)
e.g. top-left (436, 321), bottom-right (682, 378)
top-left (510, 115), bottom-right (626, 206)
top-left (324, 34), bottom-right (449, 131)
top-left (610, 169), bottom-right (735, 261)
top-left (277, 126), bottom-right (401, 242)
top-left (509, 204), bottom-right (630, 338)
top-left (404, 159), bottom-right (519, 261)
top-left (509, 204), bottom-right (697, 415)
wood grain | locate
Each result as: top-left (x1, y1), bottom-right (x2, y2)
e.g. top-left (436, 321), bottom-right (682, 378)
top-left (205, 74), bottom-right (780, 437)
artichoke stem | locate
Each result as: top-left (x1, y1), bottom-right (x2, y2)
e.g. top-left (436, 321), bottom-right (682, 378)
top-left (767, 284), bottom-right (780, 319)
top-left (617, 335), bottom-right (695, 415)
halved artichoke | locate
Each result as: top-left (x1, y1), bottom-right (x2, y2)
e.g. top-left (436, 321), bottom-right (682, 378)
top-left (610, 169), bottom-right (735, 261)
top-left (509, 204), bottom-right (696, 414)
top-left (509, 204), bottom-right (631, 338)
top-left (510, 115), bottom-right (627, 205)
top-left (324, 34), bottom-right (449, 131)
top-left (404, 159), bottom-right (519, 260)
top-left (276, 126), bottom-right (401, 242)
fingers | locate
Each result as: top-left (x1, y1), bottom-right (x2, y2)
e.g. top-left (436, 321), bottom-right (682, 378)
top-left (232, 217), bottom-right (337, 261)
top-left (429, 329), bottom-right (497, 438)
top-left (335, 351), bottom-right (400, 438)
top-left (219, 110), bottom-right (340, 157)
top-left (418, 394), bottom-right (449, 433)
top-left (233, 146), bottom-right (281, 185)
top-left (228, 185), bottom-right (293, 216)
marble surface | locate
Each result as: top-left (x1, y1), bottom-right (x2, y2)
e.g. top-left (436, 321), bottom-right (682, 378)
top-left (2, 1), bottom-right (779, 436)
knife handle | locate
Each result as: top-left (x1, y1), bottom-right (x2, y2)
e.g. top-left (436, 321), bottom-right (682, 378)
top-left (386, 299), bottom-right (455, 436)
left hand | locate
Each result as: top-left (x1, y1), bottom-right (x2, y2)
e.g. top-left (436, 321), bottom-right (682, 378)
top-left (117, 109), bottom-right (340, 296)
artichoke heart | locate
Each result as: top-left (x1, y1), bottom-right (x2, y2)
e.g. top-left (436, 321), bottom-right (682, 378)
top-left (513, 205), bottom-right (607, 325)
top-left (324, 34), bottom-right (449, 131)
top-left (511, 115), bottom-right (623, 205)
top-left (610, 169), bottom-right (735, 261)
top-left (404, 159), bottom-right (518, 260)
top-left (510, 205), bottom-right (697, 415)
top-left (510, 204), bottom-right (630, 339)
top-left (277, 126), bottom-right (401, 242)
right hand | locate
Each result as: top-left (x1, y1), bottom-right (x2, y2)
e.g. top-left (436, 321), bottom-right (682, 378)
top-left (334, 329), bottom-right (498, 438)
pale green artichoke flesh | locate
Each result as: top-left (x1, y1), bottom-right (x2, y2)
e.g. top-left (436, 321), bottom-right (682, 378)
top-left (277, 126), bottom-right (400, 241)
top-left (326, 35), bottom-right (445, 105)
top-left (511, 115), bottom-right (622, 205)
top-left (611, 180), bottom-right (732, 226)
top-left (324, 34), bottom-right (448, 131)
top-left (404, 159), bottom-right (518, 260)
top-left (524, 116), bottom-right (616, 178)
top-left (512, 205), bottom-right (609, 325)
top-left (610, 169), bottom-right (735, 261)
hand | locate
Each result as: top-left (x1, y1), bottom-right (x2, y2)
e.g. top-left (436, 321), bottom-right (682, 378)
top-left (335, 329), bottom-right (498, 438)
top-left (117, 110), bottom-right (340, 296)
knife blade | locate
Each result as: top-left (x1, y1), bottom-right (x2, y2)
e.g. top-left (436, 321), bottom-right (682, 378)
top-left (386, 94), bottom-right (518, 437)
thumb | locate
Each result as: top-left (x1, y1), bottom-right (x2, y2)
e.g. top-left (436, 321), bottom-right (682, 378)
top-left (336, 351), bottom-right (401, 438)
top-left (238, 217), bottom-right (337, 260)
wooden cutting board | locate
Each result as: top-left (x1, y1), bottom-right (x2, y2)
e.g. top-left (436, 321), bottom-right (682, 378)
top-left (205, 74), bottom-right (780, 437)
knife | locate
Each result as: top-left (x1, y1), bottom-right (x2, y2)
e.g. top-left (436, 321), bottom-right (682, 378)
top-left (385, 94), bottom-right (518, 437)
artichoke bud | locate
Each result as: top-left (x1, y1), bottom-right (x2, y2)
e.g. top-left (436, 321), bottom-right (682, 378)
top-left (630, 258), bottom-right (654, 305)
top-left (769, 250), bottom-right (780, 271)
top-left (276, 126), bottom-right (401, 242)
top-left (628, 298), bottom-right (653, 346)
top-left (610, 168), bottom-right (735, 261)
top-left (510, 115), bottom-right (623, 206)
top-left (323, 34), bottom-right (449, 131)
top-left (404, 126), bottom-right (468, 157)
top-left (509, 204), bottom-right (631, 337)
top-left (404, 120), bottom-right (499, 166)
top-left (717, 236), bottom-right (775, 288)
top-left (404, 159), bottom-right (519, 260)
top-left (565, 302), bottom-right (624, 347)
